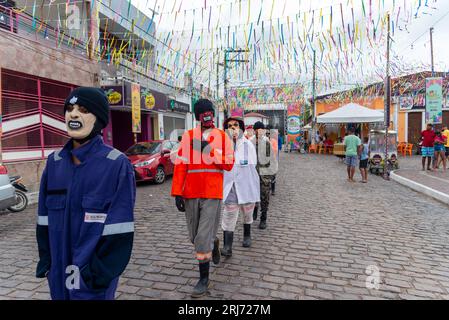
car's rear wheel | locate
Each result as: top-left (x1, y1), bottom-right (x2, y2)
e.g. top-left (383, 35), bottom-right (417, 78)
top-left (154, 166), bottom-right (166, 184)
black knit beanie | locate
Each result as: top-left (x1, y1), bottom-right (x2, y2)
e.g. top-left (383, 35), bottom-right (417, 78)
top-left (64, 87), bottom-right (110, 129)
top-left (253, 121), bottom-right (265, 130)
top-left (194, 99), bottom-right (215, 121)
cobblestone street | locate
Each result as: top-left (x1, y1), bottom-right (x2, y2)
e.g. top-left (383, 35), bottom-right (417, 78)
top-left (2, 153), bottom-right (449, 300)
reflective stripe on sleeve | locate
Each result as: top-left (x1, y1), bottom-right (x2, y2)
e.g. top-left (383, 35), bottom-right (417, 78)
top-left (187, 169), bottom-right (224, 174)
top-left (102, 222), bottom-right (134, 236)
top-left (37, 216), bottom-right (49, 226)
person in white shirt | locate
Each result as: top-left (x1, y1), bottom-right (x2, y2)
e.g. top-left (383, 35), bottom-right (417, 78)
top-left (221, 117), bottom-right (260, 257)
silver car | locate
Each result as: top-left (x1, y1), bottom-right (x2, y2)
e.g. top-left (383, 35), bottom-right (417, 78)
top-left (0, 165), bottom-right (17, 209)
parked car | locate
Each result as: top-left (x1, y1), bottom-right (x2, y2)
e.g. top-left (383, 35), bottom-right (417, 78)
top-left (0, 164), bottom-right (19, 210)
top-left (126, 140), bottom-right (180, 184)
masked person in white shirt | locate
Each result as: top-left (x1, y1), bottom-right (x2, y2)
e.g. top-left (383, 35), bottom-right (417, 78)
top-left (221, 117), bottom-right (260, 257)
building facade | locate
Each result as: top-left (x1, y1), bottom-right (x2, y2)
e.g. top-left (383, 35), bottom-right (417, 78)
top-left (0, 0), bottom-right (196, 193)
top-left (315, 72), bottom-right (449, 148)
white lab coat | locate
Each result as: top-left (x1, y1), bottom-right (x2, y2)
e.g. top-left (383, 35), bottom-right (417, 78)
top-left (223, 137), bottom-right (260, 204)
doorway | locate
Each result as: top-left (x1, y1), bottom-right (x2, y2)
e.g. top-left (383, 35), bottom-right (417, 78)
top-left (407, 112), bottom-right (422, 147)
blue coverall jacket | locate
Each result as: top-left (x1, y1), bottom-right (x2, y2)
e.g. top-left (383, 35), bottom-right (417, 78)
top-left (36, 136), bottom-right (136, 300)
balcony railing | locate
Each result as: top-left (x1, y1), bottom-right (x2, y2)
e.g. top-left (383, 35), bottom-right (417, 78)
top-left (0, 4), bottom-right (216, 100)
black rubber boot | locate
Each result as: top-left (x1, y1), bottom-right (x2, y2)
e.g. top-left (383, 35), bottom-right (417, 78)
top-left (221, 231), bottom-right (234, 257)
top-left (259, 211), bottom-right (267, 230)
top-left (212, 237), bottom-right (220, 265)
top-left (271, 181), bottom-right (276, 196)
top-left (253, 205), bottom-right (258, 221)
top-left (242, 224), bottom-right (252, 247)
top-left (191, 262), bottom-right (210, 298)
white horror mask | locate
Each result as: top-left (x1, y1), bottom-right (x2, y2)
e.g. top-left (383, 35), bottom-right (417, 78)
top-left (65, 104), bottom-right (97, 139)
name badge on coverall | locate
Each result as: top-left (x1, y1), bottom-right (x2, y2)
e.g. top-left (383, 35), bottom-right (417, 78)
top-left (84, 213), bottom-right (107, 223)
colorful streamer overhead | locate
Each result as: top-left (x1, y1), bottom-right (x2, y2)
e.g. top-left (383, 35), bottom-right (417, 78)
top-left (9, 0), bottom-right (446, 97)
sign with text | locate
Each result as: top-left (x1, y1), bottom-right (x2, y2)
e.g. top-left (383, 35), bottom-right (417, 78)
top-left (426, 77), bottom-right (443, 124)
top-left (131, 83), bottom-right (141, 133)
top-left (287, 103), bottom-right (302, 146)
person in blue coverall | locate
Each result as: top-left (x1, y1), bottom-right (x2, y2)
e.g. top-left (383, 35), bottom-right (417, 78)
top-left (35, 87), bottom-right (136, 300)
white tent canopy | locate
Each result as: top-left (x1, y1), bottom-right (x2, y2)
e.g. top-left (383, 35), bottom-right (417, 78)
top-left (317, 103), bottom-right (384, 124)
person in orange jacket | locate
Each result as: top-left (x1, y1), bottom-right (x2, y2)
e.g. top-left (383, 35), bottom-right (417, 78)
top-left (171, 99), bottom-right (234, 298)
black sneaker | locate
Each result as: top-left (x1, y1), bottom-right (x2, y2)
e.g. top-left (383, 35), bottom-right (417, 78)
top-left (212, 237), bottom-right (220, 265)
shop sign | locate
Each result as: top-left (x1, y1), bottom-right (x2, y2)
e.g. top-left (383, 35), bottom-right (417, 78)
top-left (400, 96), bottom-right (414, 110)
top-left (124, 82), bottom-right (167, 111)
top-left (141, 89), bottom-right (156, 110)
top-left (103, 85), bottom-right (125, 106)
top-left (131, 83), bottom-right (141, 134)
top-left (426, 77), bottom-right (443, 124)
top-left (287, 103), bottom-right (302, 145)
top-left (287, 116), bottom-right (301, 135)
top-left (169, 99), bottom-right (190, 113)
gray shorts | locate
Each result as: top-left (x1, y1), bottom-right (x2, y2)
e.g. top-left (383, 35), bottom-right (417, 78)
top-left (185, 199), bottom-right (222, 253)
top-left (345, 156), bottom-right (358, 167)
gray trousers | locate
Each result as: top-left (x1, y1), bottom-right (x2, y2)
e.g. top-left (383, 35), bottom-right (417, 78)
top-left (185, 199), bottom-right (222, 254)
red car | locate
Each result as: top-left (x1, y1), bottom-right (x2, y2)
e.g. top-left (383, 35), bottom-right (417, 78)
top-left (126, 140), bottom-right (179, 184)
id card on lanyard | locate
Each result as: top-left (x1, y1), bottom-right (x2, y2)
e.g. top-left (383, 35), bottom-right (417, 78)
top-left (239, 142), bottom-right (249, 166)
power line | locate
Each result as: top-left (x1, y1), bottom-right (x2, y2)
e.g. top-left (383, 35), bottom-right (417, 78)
top-left (395, 8), bottom-right (449, 53)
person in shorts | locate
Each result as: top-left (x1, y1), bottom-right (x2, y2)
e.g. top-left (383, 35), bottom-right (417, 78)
top-left (344, 127), bottom-right (362, 183)
top-left (359, 137), bottom-right (370, 183)
top-left (421, 123), bottom-right (436, 171)
top-left (433, 130), bottom-right (447, 171)
top-left (442, 125), bottom-right (449, 162)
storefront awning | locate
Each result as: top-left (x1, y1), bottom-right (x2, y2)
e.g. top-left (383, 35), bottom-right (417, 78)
top-left (317, 103), bottom-right (384, 124)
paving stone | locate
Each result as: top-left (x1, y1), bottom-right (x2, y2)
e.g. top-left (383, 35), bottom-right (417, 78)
top-left (2, 155), bottom-right (449, 300)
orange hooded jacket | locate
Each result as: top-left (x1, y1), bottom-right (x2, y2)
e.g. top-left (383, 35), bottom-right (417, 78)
top-left (171, 126), bottom-right (234, 199)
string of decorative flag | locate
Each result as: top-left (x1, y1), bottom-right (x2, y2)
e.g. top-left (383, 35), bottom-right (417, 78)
top-left (5, 0), bottom-right (444, 99)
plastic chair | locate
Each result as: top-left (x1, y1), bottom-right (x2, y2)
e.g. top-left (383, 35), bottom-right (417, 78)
top-left (317, 145), bottom-right (325, 154)
top-left (404, 144), bottom-right (413, 156)
top-left (397, 142), bottom-right (406, 155)
top-left (309, 144), bottom-right (317, 154)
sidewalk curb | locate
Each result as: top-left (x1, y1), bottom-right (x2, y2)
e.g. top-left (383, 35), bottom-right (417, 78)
top-left (390, 171), bottom-right (449, 206)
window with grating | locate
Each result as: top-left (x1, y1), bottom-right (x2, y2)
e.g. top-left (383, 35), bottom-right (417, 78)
top-left (2, 97), bottom-right (39, 120)
top-left (43, 129), bottom-right (69, 147)
top-left (41, 102), bottom-right (65, 118)
top-left (40, 80), bottom-right (73, 101)
top-left (3, 127), bottom-right (42, 150)
top-left (1, 69), bottom-right (74, 160)
top-left (2, 72), bottom-right (38, 96)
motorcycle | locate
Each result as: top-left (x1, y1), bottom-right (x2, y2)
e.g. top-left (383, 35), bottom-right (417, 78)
top-left (7, 176), bottom-right (29, 213)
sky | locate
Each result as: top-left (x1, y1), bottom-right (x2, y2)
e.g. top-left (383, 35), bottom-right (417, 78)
top-left (132, 0), bottom-right (449, 96)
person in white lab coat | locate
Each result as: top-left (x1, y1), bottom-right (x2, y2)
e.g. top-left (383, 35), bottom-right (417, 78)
top-left (221, 117), bottom-right (260, 257)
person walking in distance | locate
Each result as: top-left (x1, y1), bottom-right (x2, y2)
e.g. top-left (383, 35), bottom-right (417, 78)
top-left (266, 126), bottom-right (279, 196)
top-left (36, 87), bottom-right (136, 300)
top-left (421, 123), bottom-right (436, 171)
top-left (250, 122), bottom-right (276, 230)
top-left (344, 127), bottom-right (362, 183)
top-left (171, 99), bottom-right (234, 298)
top-left (221, 116), bottom-right (260, 257)
top-left (359, 137), bottom-right (370, 183)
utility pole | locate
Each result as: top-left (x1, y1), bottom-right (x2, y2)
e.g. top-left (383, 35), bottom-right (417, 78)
top-left (216, 51), bottom-right (221, 127)
top-left (383, 14), bottom-right (391, 181)
top-left (430, 27), bottom-right (435, 77)
top-left (311, 50), bottom-right (317, 146)
top-left (223, 49), bottom-right (249, 119)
